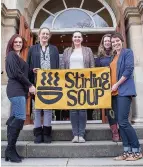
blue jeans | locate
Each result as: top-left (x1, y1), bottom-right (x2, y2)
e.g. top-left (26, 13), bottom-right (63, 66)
top-left (112, 96), bottom-right (140, 153)
top-left (70, 110), bottom-right (87, 137)
top-left (9, 96), bottom-right (26, 120)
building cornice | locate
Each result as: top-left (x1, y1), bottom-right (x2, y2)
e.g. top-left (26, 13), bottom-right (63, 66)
top-left (124, 7), bottom-right (140, 21)
top-left (138, 0), bottom-right (143, 14)
top-left (1, 3), bottom-right (21, 21)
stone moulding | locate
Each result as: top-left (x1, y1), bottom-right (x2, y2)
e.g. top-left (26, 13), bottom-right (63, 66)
top-left (138, 0), bottom-right (143, 14)
top-left (1, 3), bottom-right (21, 21)
top-left (123, 6), bottom-right (141, 31)
top-left (124, 7), bottom-right (140, 20)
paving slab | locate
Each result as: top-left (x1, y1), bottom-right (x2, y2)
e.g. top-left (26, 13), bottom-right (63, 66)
top-left (67, 158), bottom-right (143, 166)
top-left (1, 158), bottom-right (143, 167)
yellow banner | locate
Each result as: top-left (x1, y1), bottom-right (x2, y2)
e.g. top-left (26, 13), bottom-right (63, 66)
top-left (35, 68), bottom-right (111, 109)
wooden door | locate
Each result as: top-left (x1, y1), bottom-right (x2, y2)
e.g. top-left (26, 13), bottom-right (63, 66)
top-left (19, 16), bottom-right (33, 124)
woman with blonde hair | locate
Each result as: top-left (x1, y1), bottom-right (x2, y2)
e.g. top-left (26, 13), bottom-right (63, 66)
top-left (27, 27), bottom-right (59, 144)
top-left (95, 33), bottom-right (120, 142)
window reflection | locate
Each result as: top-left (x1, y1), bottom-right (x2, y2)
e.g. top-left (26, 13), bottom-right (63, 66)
top-left (53, 9), bottom-right (94, 29)
top-left (40, 8), bottom-right (109, 29)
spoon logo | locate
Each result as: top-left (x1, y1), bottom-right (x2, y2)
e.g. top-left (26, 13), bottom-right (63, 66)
top-left (37, 72), bottom-right (63, 104)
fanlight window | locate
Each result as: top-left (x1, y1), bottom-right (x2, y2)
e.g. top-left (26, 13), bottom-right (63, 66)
top-left (32, 0), bottom-right (116, 29)
top-left (41, 8), bottom-right (108, 29)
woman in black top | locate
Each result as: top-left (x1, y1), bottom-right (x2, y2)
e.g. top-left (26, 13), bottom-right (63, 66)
top-left (5, 34), bottom-right (36, 163)
top-left (27, 27), bottom-right (59, 144)
top-left (95, 34), bottom-right (120, 142)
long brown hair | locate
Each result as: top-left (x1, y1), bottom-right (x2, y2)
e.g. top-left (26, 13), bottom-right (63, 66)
top-left (97, 34), bottom-right (112, 57)
top-left (6, 34), bottom-right (26, 56)
top-left (71, 31), bottom-right (83, 52)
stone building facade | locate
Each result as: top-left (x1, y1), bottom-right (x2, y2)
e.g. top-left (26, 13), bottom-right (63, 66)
top-left (1, 0), bottom-right (143, 124)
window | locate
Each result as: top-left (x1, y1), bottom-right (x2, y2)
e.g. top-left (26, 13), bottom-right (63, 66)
top-left (41, 8), bottom-right (108, 29)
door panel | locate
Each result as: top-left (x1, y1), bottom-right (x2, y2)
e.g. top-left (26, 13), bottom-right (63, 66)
top-left (19, 16), bottom-right (33, 124)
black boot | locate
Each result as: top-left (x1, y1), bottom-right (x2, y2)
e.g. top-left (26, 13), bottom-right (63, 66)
top-left (33, 127), bottom-right (43, 143)
top-left (5, 118), bottom-right (24, 163)
top-left (6, 116), bottom-right (24, 160)
top-left (43, 126), bottom-right (52, 143)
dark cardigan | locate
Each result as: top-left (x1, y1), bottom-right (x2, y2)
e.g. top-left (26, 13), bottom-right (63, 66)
top-left (6, 51), bottom-right (32, 98)
top-left (27, 43), bottom-right (59, 84)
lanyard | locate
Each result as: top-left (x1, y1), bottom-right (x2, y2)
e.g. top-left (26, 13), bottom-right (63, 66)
top-left (40, 45), bottom-right (49, 60)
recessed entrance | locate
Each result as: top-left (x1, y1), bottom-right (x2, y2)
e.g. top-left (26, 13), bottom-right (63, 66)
top-left (50, 33), bottom-right (103, 54)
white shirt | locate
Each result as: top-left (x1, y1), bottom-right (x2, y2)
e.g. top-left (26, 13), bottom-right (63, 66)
top-left (70, 48), bottom-right (84, 69)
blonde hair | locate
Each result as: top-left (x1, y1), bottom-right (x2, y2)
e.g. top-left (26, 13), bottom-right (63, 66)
top-left (97, 34), bottom-right (112, 57)
top-left (38, 27), bottom-right (51, 35)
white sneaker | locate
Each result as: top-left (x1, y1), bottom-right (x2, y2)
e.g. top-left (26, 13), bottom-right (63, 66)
top-left (72, 136), bottom-right (78, 143)
top-left (79, 136), bottom-right (85, 143)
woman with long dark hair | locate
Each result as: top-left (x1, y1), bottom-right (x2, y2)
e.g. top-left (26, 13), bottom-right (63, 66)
top-left (61, 31), bottom-right (94, 143)
top-left (5, 34), bottom-right (36, 162)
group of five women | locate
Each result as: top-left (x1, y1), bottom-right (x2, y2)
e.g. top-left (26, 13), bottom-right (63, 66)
top-left (5, 27), bottom-right (142, 162)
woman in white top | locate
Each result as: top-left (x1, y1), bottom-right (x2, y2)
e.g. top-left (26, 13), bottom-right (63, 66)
top-left (62, 31), bottom-right (94, 143)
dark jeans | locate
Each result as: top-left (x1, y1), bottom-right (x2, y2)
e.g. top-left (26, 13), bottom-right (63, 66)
top-left (112, 96), bottom-right (140, 153)
top-left (106, 109), bottom-right (117, 126)
top-left (70, 110), bottom-right (87, 137)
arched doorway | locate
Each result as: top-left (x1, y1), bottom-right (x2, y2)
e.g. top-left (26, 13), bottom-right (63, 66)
top-left (30, 0), bottom-right (117, 53)
top-left (29, 0), bottom-right (117, 123)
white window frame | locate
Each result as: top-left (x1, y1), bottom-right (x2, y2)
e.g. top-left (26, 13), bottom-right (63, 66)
top-left (30, 0), bottom-right (117, 32)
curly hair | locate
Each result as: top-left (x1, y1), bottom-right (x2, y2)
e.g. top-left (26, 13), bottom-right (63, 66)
top-left (6, 34), bottom-right (26, 56)
top-left (97, 34), bottom-right (112, 57)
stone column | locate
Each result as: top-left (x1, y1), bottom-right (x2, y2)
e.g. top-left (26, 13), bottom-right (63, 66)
top-left (124, 0), bottom-right (143, 123)
top-left (1, 3), bottom-right (21, 125)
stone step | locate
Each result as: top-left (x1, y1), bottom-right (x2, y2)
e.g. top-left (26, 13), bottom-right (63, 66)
top-left (2, 124), bottom-right (143, 141)
top-left (1, 140), bottom-right (143, 158)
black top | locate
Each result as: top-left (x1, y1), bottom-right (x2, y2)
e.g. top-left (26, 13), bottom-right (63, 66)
top-left (94, 56), bottom-right (111, 67)
top-left (6, 51), bottom-right (32, 98)
top-left (27, 43), bottom-right (59, 85)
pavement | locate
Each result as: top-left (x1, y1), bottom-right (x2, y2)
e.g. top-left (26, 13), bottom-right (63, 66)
top-left (1, 158), bottom-right (143, 167)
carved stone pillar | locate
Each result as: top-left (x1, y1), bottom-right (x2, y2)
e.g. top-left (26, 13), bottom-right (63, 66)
top-left (124, 0), bottom-right (143, 123)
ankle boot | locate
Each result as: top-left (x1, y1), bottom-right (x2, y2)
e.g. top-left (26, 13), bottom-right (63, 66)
top-left (33, 127), bottom-right (43, 143)
top-left (43, 126), bottom-right (52, 143)
top-left (110, 124), bottom-right (120, 142)
top-left (5, 118), bottom-right (24, 163)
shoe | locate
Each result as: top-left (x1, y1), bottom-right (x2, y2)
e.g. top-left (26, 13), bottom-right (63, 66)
top-left (78, 136), bottom-right (85, 143)
top-left (43, 126), bottom-right (52, 143)
top-left (110, 124), bottom-right (120, 142)
top-left (126, 152), bottom-right (143, 161)
top-left (33, 127), bottom-right (43, 143)
top-left (113, 152), bottom-right (130, 160)
top-left (72, 136), bottom-right (78, 143)
top-left (5, 146), bottom-right (21, 163)
top-left (5, 118), bottom-right (24, 163)
top-left (7, 126), bottom-right (24, 160)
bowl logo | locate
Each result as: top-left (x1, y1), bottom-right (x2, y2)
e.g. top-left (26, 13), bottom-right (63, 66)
top-left (37, 72), bottom-right (63, 104)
